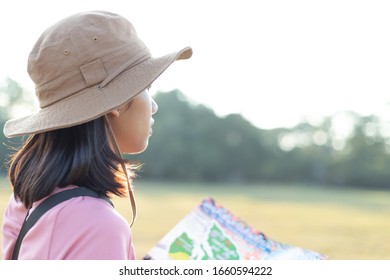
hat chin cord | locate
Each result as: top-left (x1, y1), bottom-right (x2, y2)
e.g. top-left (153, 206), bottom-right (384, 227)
top-left (104, 115), bottom-right (137, 227)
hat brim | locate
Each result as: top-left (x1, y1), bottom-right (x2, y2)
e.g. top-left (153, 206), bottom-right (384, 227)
top-left (4, 47), bottom-right (192, 138)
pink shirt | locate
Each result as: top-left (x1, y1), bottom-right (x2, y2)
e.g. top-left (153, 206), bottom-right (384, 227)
top-left (2, 185), bottom-right (136, 260)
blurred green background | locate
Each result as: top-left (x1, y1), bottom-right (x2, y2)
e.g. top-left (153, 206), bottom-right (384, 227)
top-left (1, 78), bottom-right (390, 259)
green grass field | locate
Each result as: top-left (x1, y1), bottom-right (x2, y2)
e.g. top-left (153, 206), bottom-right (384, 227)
top-left (1, 178), bottom-right (390, 259)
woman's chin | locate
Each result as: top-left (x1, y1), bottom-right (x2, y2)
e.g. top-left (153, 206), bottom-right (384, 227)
top-left (122, 142), bottom-right (149, 155)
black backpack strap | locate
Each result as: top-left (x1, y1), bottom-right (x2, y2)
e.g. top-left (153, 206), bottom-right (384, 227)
top-left (11, 187), bottom-right (113, 260)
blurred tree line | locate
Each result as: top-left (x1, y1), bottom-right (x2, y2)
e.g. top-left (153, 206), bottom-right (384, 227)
top-left (0, 78), bottom-right (31, 174)
top-left (1, 78), bottom-right (390, 189)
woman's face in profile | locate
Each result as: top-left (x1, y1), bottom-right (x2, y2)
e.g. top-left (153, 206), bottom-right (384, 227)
top-left (108, 89), bottom-right (158, 154)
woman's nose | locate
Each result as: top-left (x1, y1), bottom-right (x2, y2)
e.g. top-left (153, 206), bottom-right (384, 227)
top-left (151, 99), bottom-right (158, 115)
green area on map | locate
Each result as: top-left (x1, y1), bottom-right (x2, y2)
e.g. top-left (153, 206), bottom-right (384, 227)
top-left (168, 223), bottom-right (239, 260)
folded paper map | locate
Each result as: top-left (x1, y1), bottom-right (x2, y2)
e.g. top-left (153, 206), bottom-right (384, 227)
top-left (144, 198), bottom-right (327, 260)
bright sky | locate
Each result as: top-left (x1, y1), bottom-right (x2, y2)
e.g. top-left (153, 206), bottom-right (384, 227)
top-left (1, 0), bottom-right (390, 129)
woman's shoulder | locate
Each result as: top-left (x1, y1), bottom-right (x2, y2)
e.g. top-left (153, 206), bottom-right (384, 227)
top-left (52, 188), bottom-right (129, 231)
top-left (46, 188), bottom-right (134, 259)
top-left (3, 186), bottom-right (134, 259)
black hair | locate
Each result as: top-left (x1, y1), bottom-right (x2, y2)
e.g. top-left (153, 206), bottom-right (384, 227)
top-left (9, 116), bottom-right (136, 208)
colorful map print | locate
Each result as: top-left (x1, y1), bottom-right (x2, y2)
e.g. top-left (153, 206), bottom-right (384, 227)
top-left (168, 223), bottom-right (240, 260)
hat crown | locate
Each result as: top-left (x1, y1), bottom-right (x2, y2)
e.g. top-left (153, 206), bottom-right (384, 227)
top-left (4, 10), bottom-right (192, 138)
top-left (28, 11), bottom-right (144, 87)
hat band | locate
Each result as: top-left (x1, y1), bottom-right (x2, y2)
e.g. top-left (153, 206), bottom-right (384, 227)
top-left (99, 48), bottom-right (150, 89)
top-left (36, 44), bottom-right (151, 108)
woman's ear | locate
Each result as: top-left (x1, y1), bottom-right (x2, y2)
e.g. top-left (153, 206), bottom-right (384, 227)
top-left (108, 109), bottom-right (120, 118)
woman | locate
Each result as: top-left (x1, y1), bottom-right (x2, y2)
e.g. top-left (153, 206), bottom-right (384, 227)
top-left (1, 10), bottom-right (192, 259)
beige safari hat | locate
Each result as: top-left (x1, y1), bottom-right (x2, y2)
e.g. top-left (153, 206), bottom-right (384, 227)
top-left (3, 10), bottom-right (192, 138)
